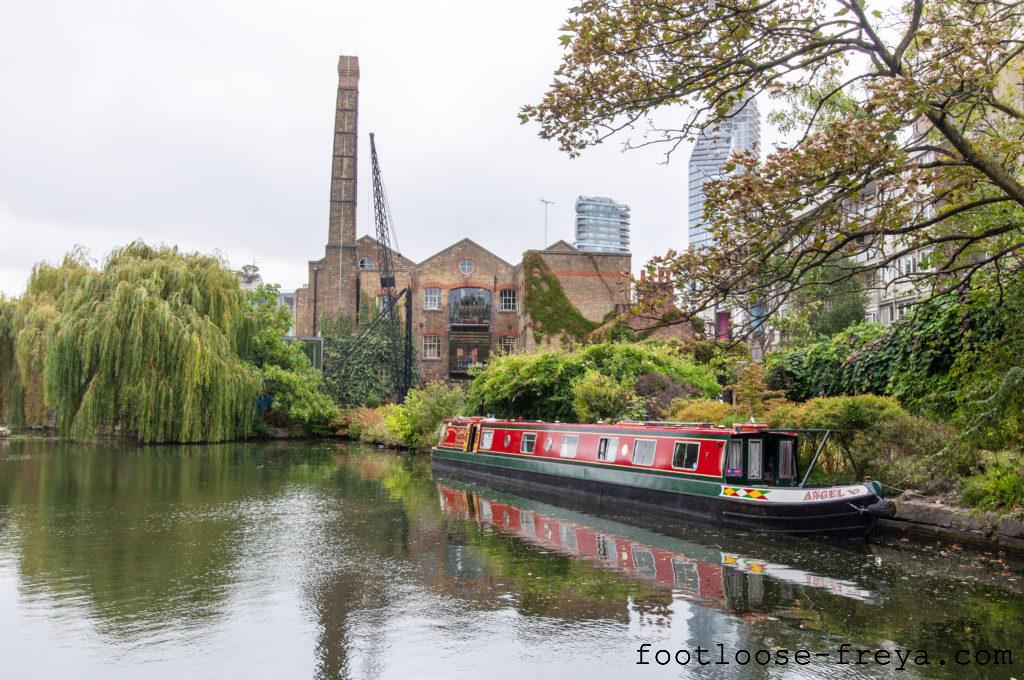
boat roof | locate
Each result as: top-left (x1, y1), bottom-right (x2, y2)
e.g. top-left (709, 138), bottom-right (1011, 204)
top-left (444, 417), bottom-right (796, 438)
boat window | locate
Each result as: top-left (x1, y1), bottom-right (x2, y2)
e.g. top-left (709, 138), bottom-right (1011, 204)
top-left (596, 535), bottom-right (613, 561)
top-left (632, 439), bottom-right (657, 466)
top-left (560, 524), bottom-right (578, 552)
top-left (726, 440), bottom-right (743, 476)
top-left (748, 439), bottom-right (763, 479)
top-left (544, 436), bottom-right (553, 452)
top-left (672, 559), bottom-right (700, 590)
top-left (520, 432), bottom-right (536, 454)
top-left (504, 434), bottom-right (511, 448)
top-left (631, 548), bottom-right (656, 576)
top-left (779, 440), bottom-right (795, 479)
top-left (560, 435), bottom-right (579, 458)
top-left (480, 429), bottom-right (494, 450)
top-left (671, 441), bottom-right (701, 471)
top-left (597, 437), bottom-right (619, 462)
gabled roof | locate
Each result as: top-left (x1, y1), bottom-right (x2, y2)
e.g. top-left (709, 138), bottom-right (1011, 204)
top-left (417, 237), bottom-right (515, 268)
top-left (356, 234), bottom-right (416, 268)
top-left (545, 240), bottom-right (578, 253)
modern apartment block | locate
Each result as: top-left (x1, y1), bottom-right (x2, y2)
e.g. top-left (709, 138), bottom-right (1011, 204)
top-left (573, 196), bottom-right (631, 253)
top-left (687, 99), bottom-right (761, 250)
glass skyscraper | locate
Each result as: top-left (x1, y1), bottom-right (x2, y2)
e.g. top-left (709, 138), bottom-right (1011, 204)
top-left (687, 99), bottom-right (761, 249)
top-left (574, 196), bottom-right (631, 253)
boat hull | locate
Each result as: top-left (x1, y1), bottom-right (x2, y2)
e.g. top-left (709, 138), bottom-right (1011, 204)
top-left (432, 448), bottom-right (880, 539)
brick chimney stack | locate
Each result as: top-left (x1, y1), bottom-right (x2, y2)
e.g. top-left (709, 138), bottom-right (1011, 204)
top-left (330, 55), bottom-right (359, 320)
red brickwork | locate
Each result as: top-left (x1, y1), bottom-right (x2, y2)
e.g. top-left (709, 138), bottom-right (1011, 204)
top-left (294, 57), bottom-right (632, 379)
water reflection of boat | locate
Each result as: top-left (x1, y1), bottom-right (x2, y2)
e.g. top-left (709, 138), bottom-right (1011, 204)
top-left (438, 482), bottom-right (881, 606)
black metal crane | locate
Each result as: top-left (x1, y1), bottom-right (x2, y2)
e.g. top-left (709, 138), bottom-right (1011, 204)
top-left (368, 133), bottom-right (414, 402)
top-left (329, 134), bottom-right (413, 403)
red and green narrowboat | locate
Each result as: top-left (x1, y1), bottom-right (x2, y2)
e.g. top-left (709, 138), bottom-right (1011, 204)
top-left (431, 418), bottom-right (895, 539)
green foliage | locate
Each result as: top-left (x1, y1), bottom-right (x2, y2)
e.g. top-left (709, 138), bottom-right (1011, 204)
top-left (765, 323), bottom-right (889, 401)
top-left (0, 243), bottom-right (337, 442)
top-left (321, 295), bottom-right (397, 408)
top-left (668, 399), bottom-right (744, 426)
top-left (765, 280), bottom-right (1024, 451)
top-left (762, 395), bottom-right (961, 488)
top-left (571, 371), bottom-right (644, 423)
top-left (343, 405), bottom-right (404, 446)
top-left (39, 243), bottom-right (262, 442)
top-left (774, 260), bottom-right (868, 345)
top-left (468, 341), bottom-right (720, 422)
top-left (247, 284), bottom-right (339, 435)
top-left (961, 452), bottom-right (1024, 512)
top-left (727, 362), bottom-right (787, 421)
top-left (470, 351), bottom-right (585, 422)
top-left (386, 381), bottom-right (468, 449)
top-left (521, 252), bottom-right (598, 343)
top-left (633, 371), bottom-right (700, 419)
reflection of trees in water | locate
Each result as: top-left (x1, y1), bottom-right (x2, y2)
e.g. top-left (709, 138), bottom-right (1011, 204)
top-left (0, 438), bottom-right (343, 636)
top-left (5, 439), bottom-right (1024, 680)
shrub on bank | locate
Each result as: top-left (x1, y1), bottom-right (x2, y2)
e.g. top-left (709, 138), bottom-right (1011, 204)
top-left (668, 399), bottom-right (745, 426)
top-left (469, 341), bottom-right (720, 422)
top-left (386, 381), bottom-right (469, 449)
top-left (572, 371), bottom-right (645, 423)
top-left (961, 451), bottom-right (1024, 512)
top-left (339, 382), bottom-right (468, 449)
top-left (343, 405), bottom-right (403, 446)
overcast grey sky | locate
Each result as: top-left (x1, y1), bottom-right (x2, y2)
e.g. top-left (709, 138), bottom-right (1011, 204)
top-left (0, 0), bottom-right (745, 296)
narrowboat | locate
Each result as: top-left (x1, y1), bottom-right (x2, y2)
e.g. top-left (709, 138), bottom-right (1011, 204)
top-left (431, 418), bottom-right (896, 539)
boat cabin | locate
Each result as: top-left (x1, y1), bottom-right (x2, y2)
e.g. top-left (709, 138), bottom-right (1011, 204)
top-left (437, 419), bottom-right (802, 488)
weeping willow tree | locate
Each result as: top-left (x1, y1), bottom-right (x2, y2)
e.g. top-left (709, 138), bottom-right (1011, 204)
top-left (1, 243), bottom-right (264, 442)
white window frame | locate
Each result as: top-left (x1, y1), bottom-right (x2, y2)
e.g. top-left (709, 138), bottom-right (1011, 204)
top-left (423, 287), bottom-right (441, 311)
top-left (779, 440), bottom-right (795, 479)
top-left (498, 288), bottom-right (518, 313)
top-left (458, 259), bottom-right (475, 275)
top-left (748, 439), bottom-right (763, 480)
top-left (726, 440), bottom-right (743, 477)
top-left (480, 429), bottom-right (494, 450)
top-left (422, 335), bottom-right (441, 360)
top-left (671, 440), bottom-right (701, 471)
top-left (358, 256), bottom-right (374, 270)
top-left (520, 432), bottom-right (536, 454)
top-left (597, 437), bottom-right (618, 462)
top-left (498, 336), bottom-right (516, 354)
top-left (560, 435), bottom-right (579, 458)
top-left (632, 439), bottom-right (657, 467)
top-left (544, 436), bottom-right (553, 452)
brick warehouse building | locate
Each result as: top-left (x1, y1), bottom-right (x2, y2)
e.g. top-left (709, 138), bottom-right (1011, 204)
top-left (294, 56), bottom-right (631, 379)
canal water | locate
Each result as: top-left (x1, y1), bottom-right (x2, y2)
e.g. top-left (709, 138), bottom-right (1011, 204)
top-left (0, 440), bottom-right (1021, 679)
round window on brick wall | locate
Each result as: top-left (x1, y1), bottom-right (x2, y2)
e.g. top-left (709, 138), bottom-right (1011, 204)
top-left (458, 259), bottom-right (475, 275)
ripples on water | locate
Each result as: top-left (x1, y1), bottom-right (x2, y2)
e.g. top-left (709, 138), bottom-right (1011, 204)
top-left (0, 439), bottom-right (1020, 679)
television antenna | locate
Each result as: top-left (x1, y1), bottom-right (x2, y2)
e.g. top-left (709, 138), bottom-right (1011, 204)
top-left (540, 198), bottom-right (555, 247)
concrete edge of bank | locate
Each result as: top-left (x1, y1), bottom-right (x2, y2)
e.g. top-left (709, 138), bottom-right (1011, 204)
top-left (873, 494), bottom-right (1024, 557)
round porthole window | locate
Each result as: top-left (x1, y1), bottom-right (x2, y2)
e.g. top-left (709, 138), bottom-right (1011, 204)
top-left (458, 259), bottom-right (475, 275)
top-left (504, 434), bottom-right (511, 447)
top-left (544, 437), bottom-right (553, 452)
